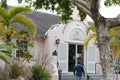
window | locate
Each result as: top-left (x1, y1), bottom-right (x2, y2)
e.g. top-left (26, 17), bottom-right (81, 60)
top-left (16, 40), bottom-right (27, 57)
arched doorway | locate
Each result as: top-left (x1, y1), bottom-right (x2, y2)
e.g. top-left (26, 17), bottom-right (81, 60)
top-left (58, 27), bottom-right (86, 73)
top-left (67, 28), bottom-right (85, 72)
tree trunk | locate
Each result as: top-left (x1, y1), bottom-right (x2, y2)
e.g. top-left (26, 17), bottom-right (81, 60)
top-left (96, 23), bottom-right (115, 80)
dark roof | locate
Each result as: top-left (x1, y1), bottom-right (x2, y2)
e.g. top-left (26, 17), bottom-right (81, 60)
top-left (13, 11), bottom-right (60, 37)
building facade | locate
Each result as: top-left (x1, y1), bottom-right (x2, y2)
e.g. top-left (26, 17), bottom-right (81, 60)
top-left (41, 20), bottom-right (103, 79)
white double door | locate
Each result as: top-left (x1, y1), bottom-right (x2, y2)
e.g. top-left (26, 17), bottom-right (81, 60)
top-left (58, 43), bottom-right (96, 73)
top-left (58, 43), bottom-right (83, 73)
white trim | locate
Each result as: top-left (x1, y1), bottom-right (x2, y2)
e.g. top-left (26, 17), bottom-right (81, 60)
top-left (66, 27), bottom-right (86, 41)
top-left (65, 40), bottom-right (83, 44)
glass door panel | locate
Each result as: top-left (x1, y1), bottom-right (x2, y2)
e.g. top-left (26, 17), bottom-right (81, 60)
top-left (68, 44), bottom-right (84, 72)
top-left (68, 44), bottom-right (75, 71)
top-left (77, 45), bottom-right (84, 65)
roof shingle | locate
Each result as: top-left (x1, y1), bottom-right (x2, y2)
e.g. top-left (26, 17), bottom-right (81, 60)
top-left (13, 11), bottom-right (60, 37)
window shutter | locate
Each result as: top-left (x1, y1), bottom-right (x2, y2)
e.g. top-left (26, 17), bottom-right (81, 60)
top-left (58, 43), bottom-right (68, 73)
top-left (87, 45), bottom-right (96, 74)
top-left (28, 41), bottom-right (36, 56)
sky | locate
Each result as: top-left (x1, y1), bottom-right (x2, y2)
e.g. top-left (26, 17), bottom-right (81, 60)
top-left (87, 0), bottom-right (120, 21)
top-left (4, 0), bottom-right (120, 21)
top-left (100, 0), bottom-right (120, 18)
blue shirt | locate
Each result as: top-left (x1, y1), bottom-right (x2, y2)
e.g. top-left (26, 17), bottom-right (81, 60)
top-left (73, 64), bottom-right (85, 76)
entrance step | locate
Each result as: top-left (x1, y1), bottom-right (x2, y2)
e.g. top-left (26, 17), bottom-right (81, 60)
top-left (88, 74), bottom-right (103, 80)
top-left (61, 73), bottom-right (75, 80)
top-left (61, 73), bottom-right (103, 80)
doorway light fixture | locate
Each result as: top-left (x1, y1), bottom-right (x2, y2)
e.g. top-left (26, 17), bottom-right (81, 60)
top-left (52, 50), bottom-right (57, 56)
top-left (56, 39), bottom-right (60, 44)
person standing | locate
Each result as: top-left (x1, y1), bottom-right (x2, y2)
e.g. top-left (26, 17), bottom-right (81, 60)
top-left (73, 62), bottom-right (85, 80)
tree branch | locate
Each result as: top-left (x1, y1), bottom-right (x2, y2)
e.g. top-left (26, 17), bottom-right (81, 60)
top-left (70, 0), bottom-right (92, 17)
top-left (106, 14), bottom-right (120, 29)
top-left (91, 0), bottom-right (100, 21)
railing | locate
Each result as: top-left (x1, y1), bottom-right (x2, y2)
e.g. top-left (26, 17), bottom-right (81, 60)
top-left (86, 73), bottom-right (94, 80)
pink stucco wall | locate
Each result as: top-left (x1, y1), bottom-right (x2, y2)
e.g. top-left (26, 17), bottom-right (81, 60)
top-left (41, 20), bottom-right (90, 79)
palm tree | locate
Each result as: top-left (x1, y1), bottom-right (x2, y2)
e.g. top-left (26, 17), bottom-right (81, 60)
top-left (84, 24), bottom-right (120, 60)
top-left (0, 7), bottom-right (36, 42)
top-left (0, 6), bottom-right (36, 63)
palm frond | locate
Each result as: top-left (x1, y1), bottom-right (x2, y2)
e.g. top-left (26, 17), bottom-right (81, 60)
top-left (7, 7), bottom-right (32, 20)
top-left (84, 33), bottom-right (96, 49)
top-left (0, 43), bottom-right (15, 63)
top-left (109, 27), bottom-right (120, 38)
top-left (86, 24), bottom-right (96, 35)
top-left (0, 7), bottom-right (7, 21)
top-left (113, 46), bottom-right (120, 60)
top-left (0, 43), bottom-right (15, 53)
top-left (109, 26), bottom-right (120, 32)
top-left (0, 23), bottom-right (7, 37)
top-left (11, 14), bottom-right (36, 38)
top-left (7, 27), bottom-right (18, 37)
top-left (0, 51), bottom-right (12, 63)
top-left (85, 24), bottom-right (120, 60)
top-left (23, 51), bottom-right (33, 62)
top-left (111, 39), bottom-right (119, 48)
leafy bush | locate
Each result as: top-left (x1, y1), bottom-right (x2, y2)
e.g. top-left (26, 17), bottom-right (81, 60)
top-left (9, 63), bottom-right (30, 79)
top-left (30, 64), bottom-right (51, 80)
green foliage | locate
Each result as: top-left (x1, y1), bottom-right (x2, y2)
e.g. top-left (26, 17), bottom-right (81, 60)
top-left (0, 0), bottom-right (7, 9)
top-left (115, 64), bottom-right (120, 74)
top-left (30, 64), bottom-right (51, 80)
top-left (84, 24), bottom-right (97, 49)
top-left (12, 14), bottom-right (36, 38)
top-left (0, 7), bottom-right (36, 42)
top-left (33, 0), bottom-right (85, 23)
top-left (18, 0), bottom-right (22, 3)
top-left (18, 0), bottom-right (120, 23)
top-left (9, 63), bottom-right (31, 79)
top-left (9, 64), bottom-right (25, 79)
top-left (0, 43), bottom-right (14, 52)
top-left (84, 33), bottom-right (96, 49)
top-left (77, 6), bottom-right (87, 21)
top-left (7, 7), bottom-right (32, 20)
top-left (0, 43), bottom-right (14, 63)
top-left (86, 24), bottom-right (96, 35)
top-left (0, 51), bottom-right (11, 63)
top-left (84, 25), bottom-right (120, 59)
top-left (105, 0), bottom-right (120, 6)
top-left (23, 51), bottom-right (34, 62)
top-left (0, 7), bottom-right (36, 61)
top-left (28, 41), bottom-right (34, 47)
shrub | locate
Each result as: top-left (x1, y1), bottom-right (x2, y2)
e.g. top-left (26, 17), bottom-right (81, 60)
top-left (30, 64), bottom-right (51, 80)
top-left (9, 63), bottom-right (30, 79)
